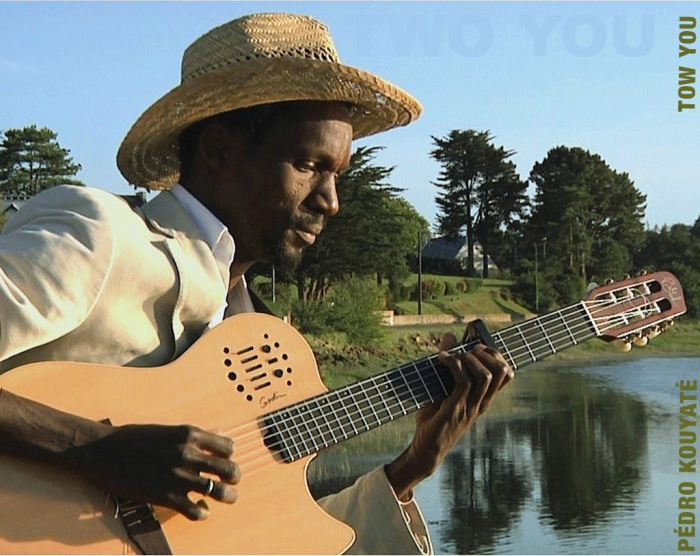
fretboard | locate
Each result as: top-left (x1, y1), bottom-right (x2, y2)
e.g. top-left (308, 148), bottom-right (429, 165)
top-left (262, 301), bottom-right (598, 462)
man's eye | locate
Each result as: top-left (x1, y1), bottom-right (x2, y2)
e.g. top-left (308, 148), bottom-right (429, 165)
top-left (296, 162), bottom-right (316, 172)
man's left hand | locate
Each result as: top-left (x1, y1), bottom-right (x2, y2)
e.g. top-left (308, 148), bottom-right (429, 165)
top-left (385, 333), bottom-right (514, 501)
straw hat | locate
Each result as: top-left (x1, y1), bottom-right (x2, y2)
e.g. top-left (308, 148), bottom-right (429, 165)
top-left (117, 12), bottom-right (422, 190)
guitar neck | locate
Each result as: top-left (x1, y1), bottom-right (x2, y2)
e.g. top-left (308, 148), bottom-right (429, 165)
top-left (262, 301), bottom-right (598, 462)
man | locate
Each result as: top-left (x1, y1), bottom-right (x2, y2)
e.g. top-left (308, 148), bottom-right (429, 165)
top-left (0, 13), bottom-right (513, 554)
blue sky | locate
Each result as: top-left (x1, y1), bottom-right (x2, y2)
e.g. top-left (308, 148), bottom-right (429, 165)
top-left (1, 1), bottom-right (698, 230)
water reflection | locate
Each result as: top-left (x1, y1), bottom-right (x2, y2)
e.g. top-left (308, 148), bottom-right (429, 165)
top-left (309, 357), bottom-right (698, 554)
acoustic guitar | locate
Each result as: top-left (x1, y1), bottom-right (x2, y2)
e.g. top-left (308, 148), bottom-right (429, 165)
top-left (0, 271), bottom-right (686, 554)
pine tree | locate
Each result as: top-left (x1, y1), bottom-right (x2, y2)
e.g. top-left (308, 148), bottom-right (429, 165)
top-left (0, 126), bottom-right (84, 197)
top-left (527, 146), bottom-right (646, 297)
top-left (431, 129), bottom-right (527, 277)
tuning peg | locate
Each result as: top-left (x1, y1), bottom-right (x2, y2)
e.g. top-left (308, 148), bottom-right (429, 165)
top-left (633, 335), bottom-right (649, 347)
top-left (623, 273), bottom-right (631, 280)
top-left (635, 269), bottom-right (648, 277)
top-left (605, 278), bottom-right (615, 285)
top-left (645, 326), bottom-right (661, 339)
top-left (614, 339), bottom-right (633, 352)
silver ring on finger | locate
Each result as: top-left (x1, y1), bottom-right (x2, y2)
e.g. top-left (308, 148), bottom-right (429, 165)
top-left (205, 478), bottom-right (215, 497)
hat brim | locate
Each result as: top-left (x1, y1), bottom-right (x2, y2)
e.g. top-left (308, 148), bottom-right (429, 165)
top-left (116, 57), bottom-right (422, 190)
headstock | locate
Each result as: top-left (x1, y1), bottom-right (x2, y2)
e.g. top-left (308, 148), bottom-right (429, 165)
top-left (583, 271), bottom-right (686, 351)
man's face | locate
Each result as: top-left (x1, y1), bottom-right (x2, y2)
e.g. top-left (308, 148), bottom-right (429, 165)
top-left (213, 102), bottom-right (353, 273)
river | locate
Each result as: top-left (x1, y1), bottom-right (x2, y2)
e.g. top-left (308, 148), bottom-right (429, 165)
top-left (309, 356), bottom-right (700, 554)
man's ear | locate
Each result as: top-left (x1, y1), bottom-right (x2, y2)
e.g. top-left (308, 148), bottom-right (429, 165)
top-left (198, 122), bottom-right (247, 171)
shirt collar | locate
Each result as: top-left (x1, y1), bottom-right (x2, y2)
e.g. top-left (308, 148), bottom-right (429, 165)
top-left (169, 183), bottom-right (234, 269)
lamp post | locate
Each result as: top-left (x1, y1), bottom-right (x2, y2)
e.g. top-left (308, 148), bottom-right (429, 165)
top-left (417, 232), bottom-right (423, 316)
top-left (534, 238), bottom-right (547, 313)
top-left (271, 265), bottom-right (276, 304)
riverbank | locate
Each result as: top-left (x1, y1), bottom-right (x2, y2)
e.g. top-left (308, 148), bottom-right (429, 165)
top-left (308, 319), bottom-right (699, 390)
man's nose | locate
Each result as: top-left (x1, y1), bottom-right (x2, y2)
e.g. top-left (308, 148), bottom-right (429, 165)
top-left (311, 173), bottom-right (339, 216)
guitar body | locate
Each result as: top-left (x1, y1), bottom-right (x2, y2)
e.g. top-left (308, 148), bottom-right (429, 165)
top-left (0, 271), bottom-right (687, 554)
top-left (0, 313), bottom-right (355, 554)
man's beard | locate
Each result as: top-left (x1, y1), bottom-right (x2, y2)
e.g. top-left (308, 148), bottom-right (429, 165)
top-left (262, 212), bottom-right (324, 274)
top-left (265, 233), bottom-right (304, 274)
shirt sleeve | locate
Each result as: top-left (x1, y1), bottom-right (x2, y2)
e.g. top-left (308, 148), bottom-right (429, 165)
top-left (318, 466), bottom-right (433, 554)
top-left (0, 186), bottom-right (115, 365)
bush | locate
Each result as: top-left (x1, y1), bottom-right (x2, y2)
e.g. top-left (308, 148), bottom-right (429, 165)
top-left (290, 299), bottom-right (333, 336)
top-left (456, 279), bottom-right (469, 293)
top-left (553, 270), bottom-right (587, 306)
top-left (292, 276), bottom-right (386, 344)
top-left (468, 278), bottom-right (483, 293)
top-left (326, 277), bottom-right (386, 344)
top-left (386, 280), bottom-right (412, 304)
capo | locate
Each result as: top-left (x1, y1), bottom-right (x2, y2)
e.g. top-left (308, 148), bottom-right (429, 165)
top-left (461, 318), bottom-right (497, 349)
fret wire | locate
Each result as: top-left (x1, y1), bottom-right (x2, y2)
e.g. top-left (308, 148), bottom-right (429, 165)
top-left (520, 319), bottom-right (547, 362)
top-left (277, 410), bottom-right (304, 461)
top-left (328, 390), bottom-right (352, 441)
top-left (538, 318), bottom-right (556, 354)
top-left (428, 356), bottom-right (450, 397)
top-left (304, 399), bottom-right (331, 450)
top-left (411, 361), bottom-right (435, 405)
top-left (265, 299), bottom-right (613, 461)
top-left (529, 318), bottom-right (555, 360)
top-left (264, 412), bottom-right (291, 462)
top-left (399, 369), bottom-right (420, 411)
top-left (348, 382), bottom-right (373, 432)
top-left (490, 302), bottom-right (595, 365)
top-left (516, 324), bottom-right (536, 363)
top-left (581, 299), bottom-right (601, 336)
top-left (313, 397), bottom-right (337, 448)
top-left (559, 307), bottom-right (578, 345)
top-left (383, 370), bottom-right (409, 417)
top-left (304, 401), bottom-right (326, 452)
top-left (492, 335), bottom-right (516, 369)
top-left (388, 367), bottom-right (416, 415)
top-left (380, 370), bottom-right (407, 417)
top-left (371, 374), bottom-right (395, 422)
top-left (339, 390), bottom-right (360, 437)
top-left (503, 323), bottom-right (528, 369)
top-left (290, 404), bottom-right (317, 456)
top-left (544, 309), bottom-right (573, 352)
top-left (362, 381), bottom-right (384, 427)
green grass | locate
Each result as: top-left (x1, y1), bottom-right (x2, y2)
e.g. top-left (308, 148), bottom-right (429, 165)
top-left (309, 318), bottom-right (699, 390)
top-left (393, 274), bottom-right (532, 318)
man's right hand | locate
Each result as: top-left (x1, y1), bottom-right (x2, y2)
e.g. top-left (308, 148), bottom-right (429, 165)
top-left (0, 388), bottom-right (240, 521)
top-left (67, 422), bottom-right (240, 520)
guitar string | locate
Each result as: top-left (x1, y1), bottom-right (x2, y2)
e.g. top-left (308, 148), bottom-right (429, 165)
top-left (222, 297), bottom-right (667, 475)
top-left (230, 316), bottom-right (665, 478)
top-left (226, 304), bottom-right (590, 465)
top-left (228, 297), bottom-right (661, 469)
top-left (224, 297), bottom-right (662, 467)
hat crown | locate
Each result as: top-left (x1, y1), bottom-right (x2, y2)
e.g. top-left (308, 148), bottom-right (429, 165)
top-left (182, 13), bottom-right (341, 83)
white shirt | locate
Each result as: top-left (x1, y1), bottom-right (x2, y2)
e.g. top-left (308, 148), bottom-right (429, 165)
top-left (170, 184), bottom-right (255, 323)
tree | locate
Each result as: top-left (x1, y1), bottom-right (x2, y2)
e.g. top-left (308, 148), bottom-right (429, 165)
top-left (293, 146), bottom-right (430, 301)
top-left (431, 130), bottom-right (527, 277)
top-left (0, 126), bottom-right (83, 196)
top-left (635, 220), bottom-right (700, 318)
top-left (527, 146), bottom-right (646, 290)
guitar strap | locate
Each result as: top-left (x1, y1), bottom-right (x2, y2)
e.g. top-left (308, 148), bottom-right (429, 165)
top-left (114, 496), bottom-right (173, 555)
top-left (98, 419), bottom-right (172, 555)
